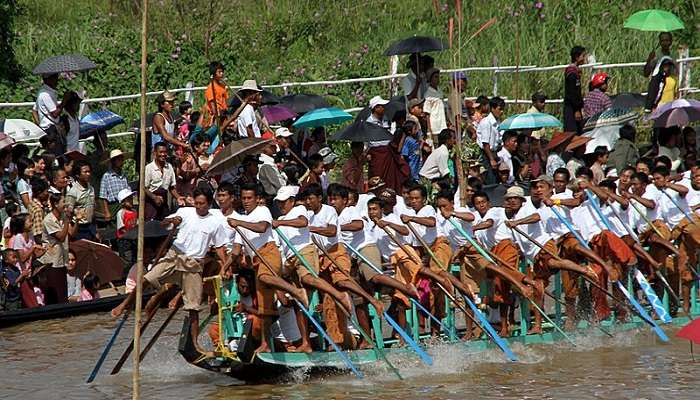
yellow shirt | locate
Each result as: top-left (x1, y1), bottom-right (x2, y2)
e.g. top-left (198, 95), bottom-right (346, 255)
top-left (659, 76), bottom-right (677, 105)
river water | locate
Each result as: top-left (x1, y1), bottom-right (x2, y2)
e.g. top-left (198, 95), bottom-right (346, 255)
top-left (1, 311), bottom-right (698, 399)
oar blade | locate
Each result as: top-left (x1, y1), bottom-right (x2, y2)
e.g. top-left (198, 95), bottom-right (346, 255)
top-left (463, 295), bottom-right (518, 362)
top-left (86, 313), bottom-right (129, 383)
top-left (384, 313), bottom-right (433, 366)
top-left (616, 282), bottom-right (669, 342)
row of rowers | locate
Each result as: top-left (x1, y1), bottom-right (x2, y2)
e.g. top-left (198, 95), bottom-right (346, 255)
top-left (111, 161), bottom-right (700, 354)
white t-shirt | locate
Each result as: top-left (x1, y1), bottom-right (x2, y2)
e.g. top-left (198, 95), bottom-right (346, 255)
top-left (681, 178), bottom-right (700, 216)
top-left (237, 104), bottom-right (260, 138)
top-left (393, 196), bottom-right (410, 216)
top-left (436, 207), bottom-right (474, 251)
top-left (209, 208), bottom-right (239, 251)
top-left (356, 193), bottom-right (375, 218)
top-left (497, 147), bottom-right (514, 182)
top-left (338, 206), bottom-right (364, 251)
top-left (404, 205), bottom-right (438, 246)
top-left (232, 206), bottom-right (276, 257)
top-left (308, 204), bottom-right (339, 250)
top-left (476, 207), bottom-right (506, 249)
top-left (419, 144), bottom-right (450, 180)
top-left (657, 186), bottom-right (690, 229)
top-left (275, 205), bottom-right (312, 260)
top-left (369, 213), bottom-right (406, 260)
top-left (571, 200), bottom-right (608, 242)
top-left (505, 202), bottom-right (552, 259)
top-left (170, 207), bottom-right (228, 259)
top-left (639, 185), bottom-right (663, 232)
top-left (542, 192), bottom-right (576, 240)
top-left (33, 84), bottom-right (59, 129)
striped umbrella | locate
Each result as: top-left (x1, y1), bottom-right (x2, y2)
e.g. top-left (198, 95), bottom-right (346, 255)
top-left (583, 108), bottom-right (638, 132)
top-left (292, 107), bottom-right (353, 129)
top-left (650, 99), bottom-right (700, 128)
top-left (498, 112), bottom-right (562, 131)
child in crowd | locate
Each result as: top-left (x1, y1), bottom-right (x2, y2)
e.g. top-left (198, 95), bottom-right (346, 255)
top-left (2, 202), bottom-right (19, 248)
top-left (79, 271), bottom-right (100, 301)
top-left (115, 189), bottom-right (137, 265)
top-left (1, 249), bottom-right (27, 311)
top-left (66, 249), bottom-right (82, 302)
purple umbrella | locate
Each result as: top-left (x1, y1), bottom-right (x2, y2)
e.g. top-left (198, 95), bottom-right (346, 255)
top-left (650, 99), bottom-right (700, 128)
top-left (261, 105), bottom-right (297, 124)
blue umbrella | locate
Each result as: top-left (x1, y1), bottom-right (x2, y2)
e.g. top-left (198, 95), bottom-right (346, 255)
top-left (80, 110), bottom-right (124, 137)
top-left (498, 112), bottom-right (562, 130)
top-left (292, 107), bottom-right (352, 129)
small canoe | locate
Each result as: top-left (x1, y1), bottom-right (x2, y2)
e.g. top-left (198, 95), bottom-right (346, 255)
top-left (0, 295), bottom-right (126, 328)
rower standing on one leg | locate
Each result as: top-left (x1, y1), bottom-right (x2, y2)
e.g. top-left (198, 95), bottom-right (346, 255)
top-left (111, 188), bottom-right (229, 354)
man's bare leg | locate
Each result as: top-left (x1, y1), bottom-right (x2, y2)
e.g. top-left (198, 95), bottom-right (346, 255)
top-left (293, 303), bottom-right (313, 353)
top-left (259, 275), bottom-right (309, 308)
top-left (300, 275), bottom-right (353, 314)
top-left (336, 278), bottom-right (383, 317)
top-left (111, 280), bottom-right (153, 318)
top-left (370, 274), bottom-right (419, 300)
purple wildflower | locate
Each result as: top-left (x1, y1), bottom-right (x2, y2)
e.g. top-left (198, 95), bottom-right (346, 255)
top-left (534, 1), bottom-right (543, 9)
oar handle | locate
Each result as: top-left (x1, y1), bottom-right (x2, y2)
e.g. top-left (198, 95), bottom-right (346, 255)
top-left (584, 189), bottom-right (613, 231)
top-left (510, 224), bottom-right (560, 261)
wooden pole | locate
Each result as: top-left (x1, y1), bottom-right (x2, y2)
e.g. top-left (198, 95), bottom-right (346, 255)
top-left (133, 0), bottom-right (149, 398)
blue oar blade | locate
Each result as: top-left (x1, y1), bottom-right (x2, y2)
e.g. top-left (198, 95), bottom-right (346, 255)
top-left (296, 300), bottom-right (364, 378)
top-left (86, 313), bottom-right (129, 383)
top-left (615, 282), bottom-right (669, 342)
top-left (463, 296), bottom-right (518, 362)
top-left (384, 314), bottom-right (433, 366)
top-left (634, 269), bottom-right (672, 324)
top-left (410, 298), bottom-right (450, 335)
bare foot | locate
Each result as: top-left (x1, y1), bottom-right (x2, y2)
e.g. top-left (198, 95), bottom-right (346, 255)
top-left (357, 340), bottom-right (373, 350)
top-left (563, 319), bottom-right (577, 332)
top-left (290, 343), bottom-right (313, 353)
top-left (256, 343), bottom-right (272, 353)
top-left (110, 304), bottom-right (125, 318)
top-left (527, 326), bottom-right (543, 335)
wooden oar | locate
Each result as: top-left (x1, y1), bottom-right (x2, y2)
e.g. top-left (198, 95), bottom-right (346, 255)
top-left (275, 229), bottom-right (405, 378)
top-left (402, 222), bottom-right (519, 361)
top-left (309, 236), bottom-right (433, 368)
top-left (138, 293), bottom-right (183, 363)
top-left (233, 226), bottom-right (363, 379)
top-left (86, 312), bottom-right (129, 383)
top-left (661, 188), bottom-right (697, 225)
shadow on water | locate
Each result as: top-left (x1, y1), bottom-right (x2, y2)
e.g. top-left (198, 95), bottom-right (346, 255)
top-left (2, 312), bottom-right (699, 399)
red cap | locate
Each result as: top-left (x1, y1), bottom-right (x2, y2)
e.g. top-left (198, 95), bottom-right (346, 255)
top-left (590, 73), bottom-right (609, 88)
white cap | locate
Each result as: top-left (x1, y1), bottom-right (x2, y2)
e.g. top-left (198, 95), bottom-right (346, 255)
top-left (323, 152), bottom-right (338, 165)
top-left (109, 149), bottom-right (124, 159)
top-left (238, 79), bottom-right (262, 92)
top-left (274, 185), bottom-right (299, 202)
top-left (368, 95), bottom-right (390, 110)
top-left (275, 127), bottom-right (294, 138)
top-left (117, 188), bottom-right (135, 203)
top-left (318, 146), bottom-right (333, 158)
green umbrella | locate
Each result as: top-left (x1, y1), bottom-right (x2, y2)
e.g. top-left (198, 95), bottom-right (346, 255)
top-left (623, 9), bottom-right (684, 32)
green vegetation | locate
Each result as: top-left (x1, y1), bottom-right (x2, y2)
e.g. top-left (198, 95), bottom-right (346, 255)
top-left (1, 0), bottom-right (698, 125)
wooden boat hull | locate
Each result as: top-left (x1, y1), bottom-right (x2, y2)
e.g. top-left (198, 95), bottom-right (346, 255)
top-left (0, 295), bottom-right (127, 328)
top-left (178, 312), bottom-right (695, 382)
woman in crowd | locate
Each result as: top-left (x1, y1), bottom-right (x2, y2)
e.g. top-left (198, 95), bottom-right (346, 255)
top-left (16, 157), bottom-right (35, 212)
top-left (39, 192), bottom-right (77, 305)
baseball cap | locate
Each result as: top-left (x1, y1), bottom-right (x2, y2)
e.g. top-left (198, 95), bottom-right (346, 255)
top-left (274, 185), bottom-right (299, 201)
top-left (275, 127), bottom-right (294, 138)
top-left (369, 95), bottom-right (390, 110)
top-left (503, 186), bottom-right (525, 200)
top-left (117, 188), bottom-right (135, 203)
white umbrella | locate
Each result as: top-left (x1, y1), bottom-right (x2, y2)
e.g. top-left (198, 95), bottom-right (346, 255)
top-left (1, 119), bottom-right (45, 142)
top-left (583, 125), bottom-right (621, 154)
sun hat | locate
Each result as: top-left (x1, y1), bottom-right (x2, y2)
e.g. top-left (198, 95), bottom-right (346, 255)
top-left (407, 98), bottom-right (425, 109)
top-left (323, 152), bottom-right (338, 165)
top-left (369, 95), bottom-right (390, 110)
top-left (503, 186), bottom-right (526, 200)
top-left (565, 136), bottom-right (592, 152)
top-left (109, 149), bottom-right (125, 159)
top-left (238, 79), bottom-right (262, 93)
top-left (274, 185), bottom-right (299, 201)
top-left (532, 175), bottom-right (553, 186)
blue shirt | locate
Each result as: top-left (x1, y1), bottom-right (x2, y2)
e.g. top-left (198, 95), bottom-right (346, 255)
top-left (401, 136), bottom-right (422, 180)
top-left (1, 263), bottom-right (21, 302)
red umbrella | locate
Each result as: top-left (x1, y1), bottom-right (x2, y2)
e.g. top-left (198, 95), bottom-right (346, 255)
top-left (677, 318), bottom-right (700, 360)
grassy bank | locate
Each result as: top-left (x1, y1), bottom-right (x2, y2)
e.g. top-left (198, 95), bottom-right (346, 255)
top-left (1, 0), bottom-right (698, 126)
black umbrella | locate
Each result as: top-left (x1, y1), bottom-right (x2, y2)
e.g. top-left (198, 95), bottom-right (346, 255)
top-left (355, 97), bottom-right (406, 122)
top-left (610, 93), bottom-right (646, 109)
top-left (279, 94), bottom-right (330, 114)
top-left (32, 54), bottom-right (97, 75)
top-left (228, 89), bottom-right (280, 112)
top-left (330, 120), bottom-right (393, 142)
top-left (383, 36), bottom-right (449, 56)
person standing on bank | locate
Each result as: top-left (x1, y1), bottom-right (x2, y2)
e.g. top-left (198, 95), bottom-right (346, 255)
top-left (98, 149), bottom-right (131, 222)
top-left (65, 160), bottom-right (97, 241)
top-left (151, 90), bottom-right (190, 161)
top-left (144, 142), bottom-right (186, 220)
top-left (39, 192), bottom-right (77, 305)
top-left (563, 46), bottom-right (587, 135)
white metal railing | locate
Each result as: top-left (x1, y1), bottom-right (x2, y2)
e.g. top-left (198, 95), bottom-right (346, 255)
top-left (0, 50), bottom-right (700, 112)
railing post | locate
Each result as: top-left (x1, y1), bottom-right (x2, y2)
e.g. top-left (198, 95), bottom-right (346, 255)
top-left (492, 55), bottom-right (498, 97)
top-left (184, 81), bottom-right (194, 105)
top-left (389, 55), bottom-right (399, 97)
top-left (679, 46), bottom-right (690, 98)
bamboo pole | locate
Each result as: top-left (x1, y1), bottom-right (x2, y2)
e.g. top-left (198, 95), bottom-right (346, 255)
top-left (133, 0), bottom-right (149, 398)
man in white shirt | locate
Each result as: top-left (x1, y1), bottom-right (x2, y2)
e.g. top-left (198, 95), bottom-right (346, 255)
top-left (476, 97), bottom-right (505, 184)
top-left (400, 54), bottom-right (426, 100)
top-left (144, 142), bottom-right (185, 220)
top-left (32, 74), bottom-right (63, 131)
top-left (111, 188), bottom-right (229, 354)
top-left (419, 129), bottom-right (455, 181)
top-left (272, 185), bottom-right (349, 353)
top-left (227, 183), bottom-right (309, 353)
top-left (236, 80), bottom-right (262, 138)
top-left (497, 130), bottom-right (518, 184)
